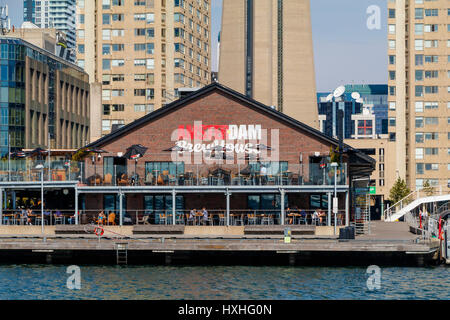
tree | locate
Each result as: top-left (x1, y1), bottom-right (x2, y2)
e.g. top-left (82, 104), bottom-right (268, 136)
top-left (422, 180), bottom-right (434, 197)
top-left (389, 178), bottom-right (412, 204)
top-left (329, 146), bottom-right (339, 163)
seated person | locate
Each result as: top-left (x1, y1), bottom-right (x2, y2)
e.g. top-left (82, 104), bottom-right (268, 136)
top-left (318, 210), bottom-right (326, 225)
top-left (202, 207), bottom-right (209, 225)
top-left (68, 211), bottom-right (78, 225)
top-left (187, 209), bottom-right (196, 225)
top-left (312, 210), bottom-right (319, 225)
top-left (285, 207), bottom-right (293, 224)
top-left (21, 207), bottom-right (32, 225)
top-left (97, 211), bottom-right (106, 225)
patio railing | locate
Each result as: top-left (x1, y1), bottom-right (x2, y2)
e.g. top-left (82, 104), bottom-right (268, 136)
top-left (1, 208), bottom-right (347, 227)
top-left (0, 160), bottom-right (348, 187)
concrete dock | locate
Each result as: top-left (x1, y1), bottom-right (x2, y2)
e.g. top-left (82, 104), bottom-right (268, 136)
top-left (0, 222), bottom-right (440, 266)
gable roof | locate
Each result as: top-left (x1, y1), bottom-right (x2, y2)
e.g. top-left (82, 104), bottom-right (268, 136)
top-left (86, 82), bottom-right (375, 168)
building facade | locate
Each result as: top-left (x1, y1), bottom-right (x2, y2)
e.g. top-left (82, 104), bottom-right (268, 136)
top-left (0, 37), bottom-right (90, 157)
top-left (76, 0), bottom-right (212, 136)
top-left (79, 83), bottom-right (373, 226)
top-left (218, 0), bottom-right (318, 128)
top-left (23, 0), bottom-right (77, 62)
top-left (388, 0), bottom-right (450, 191)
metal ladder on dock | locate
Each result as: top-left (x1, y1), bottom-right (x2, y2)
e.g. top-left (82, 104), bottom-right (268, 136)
top-left (115, 243), bottom-right (128, 265)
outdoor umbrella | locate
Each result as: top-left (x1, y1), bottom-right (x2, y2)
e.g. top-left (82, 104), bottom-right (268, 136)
top-left (28, 147), bottom-right (48, 159)
top-left (124, 144), bottom-right (148, 185)
top-left (255, 144), bottom-right (273, 151)
top-left (85, 148), bottom-right (108, 186)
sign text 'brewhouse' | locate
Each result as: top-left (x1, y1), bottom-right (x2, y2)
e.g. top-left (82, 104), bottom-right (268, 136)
top-left (175, 122), bottom-right (263, 154)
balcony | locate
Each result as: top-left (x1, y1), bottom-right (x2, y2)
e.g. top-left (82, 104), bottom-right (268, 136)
top-left (0, 160), bottom-right (347, 187)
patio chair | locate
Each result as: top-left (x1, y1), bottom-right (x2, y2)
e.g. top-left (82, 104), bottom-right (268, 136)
top-left (176, 214), bottom-right (185, 225)
top-left (137, 215), bottom-right (150, 225)
top-left (261, 214), bottom-right (273, 225)
top-left (54, 214), bottom-right (64, 225)
top-left (233, 214), bottom-right (243, 226)
top-left (118, 174), bottom-right (128, 186)
top-left (159, 213), bottom-right (167, 225)
top-left (247, 213), bottom-right (257, 225)
top-left (103, 173), bottom-right (113, 185)
top-left (218, 213), bottom-right (225, 226)
top-left (168, 175), bottom-right (177, 186)
top-left (107, 212), bottom-right (116, 225)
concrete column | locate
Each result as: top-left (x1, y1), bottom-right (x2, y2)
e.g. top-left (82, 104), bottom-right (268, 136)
top-left (74, 187), bottom-right (79, 225)
top-left (226, 189), bottom-right (230, 226)
top-left (345, 191), bottom-right (350, 227)
top-left (327, 192), bottom-right (332, 226)
top-left (172, 189), bottom-right (176, 225)
top-left (280, 189), bottom-right (285, 225)
top-left (119, 191), bottom-right (123, 226)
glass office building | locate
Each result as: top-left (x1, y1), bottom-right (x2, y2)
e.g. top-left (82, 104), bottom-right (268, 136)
top-left (0, 37), bottom-right (90, 159)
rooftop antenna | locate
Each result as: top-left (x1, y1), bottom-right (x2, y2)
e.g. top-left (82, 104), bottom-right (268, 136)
top-left (0, 4), bottom-right (11, 35)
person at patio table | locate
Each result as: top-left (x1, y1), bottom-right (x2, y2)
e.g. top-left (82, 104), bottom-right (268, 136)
top-left (201, 207), bottom-right (209, 225)
top-left (97, 211), bottom-right (106, 225)
top-left (312, 210), bottom-right (319, 225)
top-left (260, 165), bottom-right (267, 185)
top-left (188, 209), bottom-right (196, 225)
top-left (318, 210), bottom-right (326, 225)
top-left (21, 207), bottom-right (32, 225)
top-left (286, 207), bottom-right (293, 224)
top-left (68, 211), bottom-right (78, 225)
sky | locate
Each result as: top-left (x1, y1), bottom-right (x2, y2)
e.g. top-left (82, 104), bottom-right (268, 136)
top-left (2, 0), bottom-right (387, 92)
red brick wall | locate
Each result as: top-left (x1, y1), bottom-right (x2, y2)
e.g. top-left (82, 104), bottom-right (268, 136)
top-left (87, 90), bottom-right (342, 179)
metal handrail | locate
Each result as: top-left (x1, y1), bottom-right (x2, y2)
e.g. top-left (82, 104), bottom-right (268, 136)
top-left (384, 185), bottom-right (448, 221)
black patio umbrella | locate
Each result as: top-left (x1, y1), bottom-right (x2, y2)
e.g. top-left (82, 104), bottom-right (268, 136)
top-left (124, 144), bottom-right (148, 185)
top-left (255, 144), bottom-right (274, 151)
top-left (28, 147), bottom-right (48, 159)
top-left (9, 149), bottom-right (27, 159)
top-left (210, 167), bottom-right (231, 176)
top-left (163, 145), bottom-right (187, 152)
top-left (85, 148), bottom-right (108, 185)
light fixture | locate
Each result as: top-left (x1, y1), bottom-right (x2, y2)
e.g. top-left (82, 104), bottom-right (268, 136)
top-left (63, 189), bottom-right (69, 195)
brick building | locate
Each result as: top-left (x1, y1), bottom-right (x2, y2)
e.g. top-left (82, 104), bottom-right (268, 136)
top-left (80, 83), bottom-right (374, 227)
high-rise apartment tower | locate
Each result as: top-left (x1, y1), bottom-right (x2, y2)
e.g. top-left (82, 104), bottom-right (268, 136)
top-left (76, 0), bottom-right (211, 136)
top-left (387, 0), bottom-right (449, 191)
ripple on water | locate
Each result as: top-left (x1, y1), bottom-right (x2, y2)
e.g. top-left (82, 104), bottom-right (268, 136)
top-left (0, 265), bottom-right (448, 300)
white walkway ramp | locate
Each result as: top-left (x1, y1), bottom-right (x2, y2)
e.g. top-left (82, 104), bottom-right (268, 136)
top-left (385, 194), bottom-right (450, 222)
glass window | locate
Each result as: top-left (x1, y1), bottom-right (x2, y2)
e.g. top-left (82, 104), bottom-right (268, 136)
top-left (416, 133), bottom-right (424, 143)
top-left (415, 54), bottom-right (423, 66)
top-left (415, 101), bottom-right (423, 112)
top-left (415, 117), bottom-right (424, 128)
top-left (102, 59), bottom-right (110, 70)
